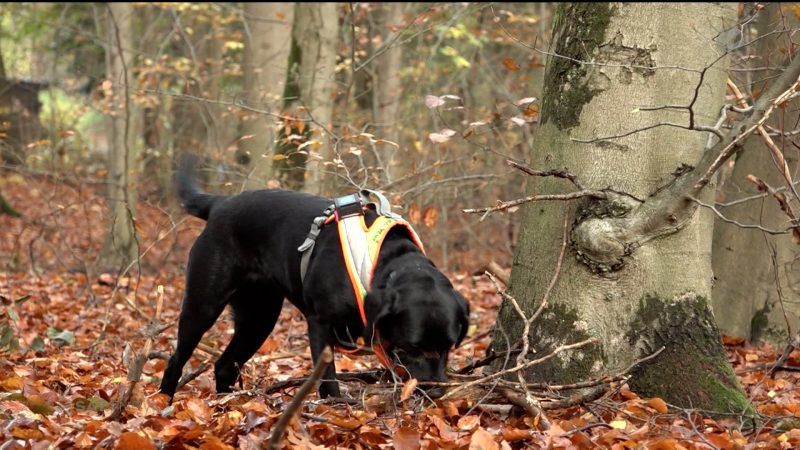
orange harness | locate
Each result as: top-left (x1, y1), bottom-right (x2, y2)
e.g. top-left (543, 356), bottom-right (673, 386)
top-left (330, 210), bottom-right (425, 373)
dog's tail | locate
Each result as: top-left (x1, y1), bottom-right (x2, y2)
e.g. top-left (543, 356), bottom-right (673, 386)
top-left (177, 153), bottom-right (220, 221)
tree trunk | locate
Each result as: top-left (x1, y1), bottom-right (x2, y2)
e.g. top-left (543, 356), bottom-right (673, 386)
top-left (236, 3), bottom-right (294, 189)
top-left (372, 3), bottom-right (404, 184)
top-left (488, 3), bottom-right (751, 415)
top-left (98, 2), bottom-right (141, 272)
top-left (712, 4), bottom-right (800, 345)
top-left (275, 2), bottom-right (339, 194)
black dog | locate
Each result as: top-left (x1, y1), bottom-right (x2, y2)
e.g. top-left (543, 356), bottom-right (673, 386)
top-left (159, 155), bottom-right (469, 399)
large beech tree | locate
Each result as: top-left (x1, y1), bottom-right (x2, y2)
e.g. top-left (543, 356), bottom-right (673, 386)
top-left (484, 3), bottom-right (799, 414)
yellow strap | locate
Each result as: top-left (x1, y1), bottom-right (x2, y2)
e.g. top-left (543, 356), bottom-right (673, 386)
top-left (337, 213), bottom-right (425, 373)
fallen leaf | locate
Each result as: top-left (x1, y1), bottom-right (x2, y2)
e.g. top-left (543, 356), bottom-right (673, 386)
top-left (400, 378), bottom-right (418, 402)
top-left (116, 431), bottom-right (156, 450)
top-left (469, 427), bottom-right (498, 450)
top-left (393, 427), bottom-right (421, 450)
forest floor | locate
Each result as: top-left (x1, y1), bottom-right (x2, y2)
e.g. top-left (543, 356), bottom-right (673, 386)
top-left (1, 176), bottom-right (799, 449)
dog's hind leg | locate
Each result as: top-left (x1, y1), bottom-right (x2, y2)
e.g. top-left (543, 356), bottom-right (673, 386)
top-left (159, 294), bottom-right (228, 397)
top-left (159, 239), bottom-right (233, 398)
top-left (214, 284), bottom-right (284, 393)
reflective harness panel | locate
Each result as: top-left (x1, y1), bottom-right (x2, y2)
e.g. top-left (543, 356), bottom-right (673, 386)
top-left (298, 190), bottom-right (425, 374)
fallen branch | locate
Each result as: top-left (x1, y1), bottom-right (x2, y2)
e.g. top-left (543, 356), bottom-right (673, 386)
top-left (768, 332), bottom-right (800, 379)
top-left (263, 370), bottom-right (385, 395)
top-left (539, 385), bottom-right (607, 410)
top-left (177, 362), bottom-right (211, 390)
top-left (441, 337), bottom-right (600, 400)
top-left (268, 347), bottom-right (333, 449)
top-left (108, 285), bottom-right (165, 421)
top-left (498, 387), bottom-right (547, 422)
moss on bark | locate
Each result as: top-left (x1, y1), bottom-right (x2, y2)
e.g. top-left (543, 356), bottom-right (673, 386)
top-left (489, 302), bottom-right (602, 383)
top-left (626, 293), bottom-right (755, 418)
top-left (540, 3), bottom-right (613, 130)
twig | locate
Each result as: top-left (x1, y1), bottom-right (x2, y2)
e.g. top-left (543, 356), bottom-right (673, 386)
top-left (745, 175), bottom-right (800, 242)
top-left (463, 190), bottom-right (607, 219)
top-left (694, 57), bottom-right (800, 189)
top-left (268, 347), bottom-right (334, 449)
top-left (455, 349), bottom-right (519, 375)
top-left (497, 387), bottom-right (546, 418)
top-left (440, 337), bottom-right (599, 400)
top-left (176, 362), bottom-right (211, 390)
top-left (728, 78), bottom-right (800, 206)
top-left (687, 195), bottom-right (792, 235)
top-left (767, 332), bottom-right (800, 378)
top-left (108, 285), bottom-right (165, 421)
top-left (540, 385), bottom-right (607, 410)
top-left (263, 369), bottom-right (385, 395)
top-left (505, 160), bottom-right (586, 190)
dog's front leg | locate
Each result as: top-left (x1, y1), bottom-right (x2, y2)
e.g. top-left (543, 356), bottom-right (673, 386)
top-left (307, 316), bottom-right (340, 398)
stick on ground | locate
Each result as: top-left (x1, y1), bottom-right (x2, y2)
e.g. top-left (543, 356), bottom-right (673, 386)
top-left (267, 347), bottom-right (334, 449)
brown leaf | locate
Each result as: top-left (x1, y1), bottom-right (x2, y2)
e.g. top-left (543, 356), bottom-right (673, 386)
top-left (200, 435), bottom-right (236, 450)
top-left (393, 427), bottom-right (421, 450)
top-left (646, 397), bottom-right (668, 414)
top-left (422, 207), bottom-right (439, 228)
top-left (116, 431), bottom-right (156, 450)
top-left (407, 204), bottom-right (421, 224)
top-left (400, 378), bottom-right (418, 402)
top-left (469, 427), bottom-right (498, 450)
top-left (431, 416), bottom-right (459, 442)
top-left (502, 57), bottom-right (520, 72)
top-left (457, 415), bottom-right (480, 431)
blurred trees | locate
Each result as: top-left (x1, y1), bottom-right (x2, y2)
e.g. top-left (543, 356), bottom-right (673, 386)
top-left (711, 3), bottom-right (800, 346)
top-left (98, 2), bottom-right (140, 272)
top-left (237, 3), bottom-right (294, 189)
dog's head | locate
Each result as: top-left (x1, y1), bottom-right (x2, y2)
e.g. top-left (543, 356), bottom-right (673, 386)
top-left (364, 270), bottom-right (469, 398)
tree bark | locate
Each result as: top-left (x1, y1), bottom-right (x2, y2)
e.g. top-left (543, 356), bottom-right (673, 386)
top-left (489, 3), bottom-right (753, 415)
top-left (236, 3), bottom-right (294, 189)
top-left (275, 2), bottom-right (339, 194)
top-left (712, 4), bottom-right (800, 345)
top-left (373, 3), bottom-right (405, 184)
top-left (98, 2), bottom-right (141, 273)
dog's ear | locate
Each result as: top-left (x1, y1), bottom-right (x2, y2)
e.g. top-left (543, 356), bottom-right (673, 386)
top-left (454, 291), bottom-right (470, 348)
top-left (363, 288), bottom-right (398, 344)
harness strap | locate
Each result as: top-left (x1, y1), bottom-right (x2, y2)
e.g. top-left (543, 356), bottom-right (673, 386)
top-left (298, 205), bottom-right (334, 281)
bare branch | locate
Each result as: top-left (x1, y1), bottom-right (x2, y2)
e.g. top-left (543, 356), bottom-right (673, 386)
top-left (463, 190), bottom-right (607, 218)
top-left (688, 195), bottom-right (793, 235)
top-left (745, 175), bottom-right (800, 242)
top-left (267, 347), bottom-right (334, 449)
top-left (693, 57), bottom-right (800, 189)
top-left (440, 337), bottom-right (600, 400)
top-left (506, 160), bottom-right (586, 190)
